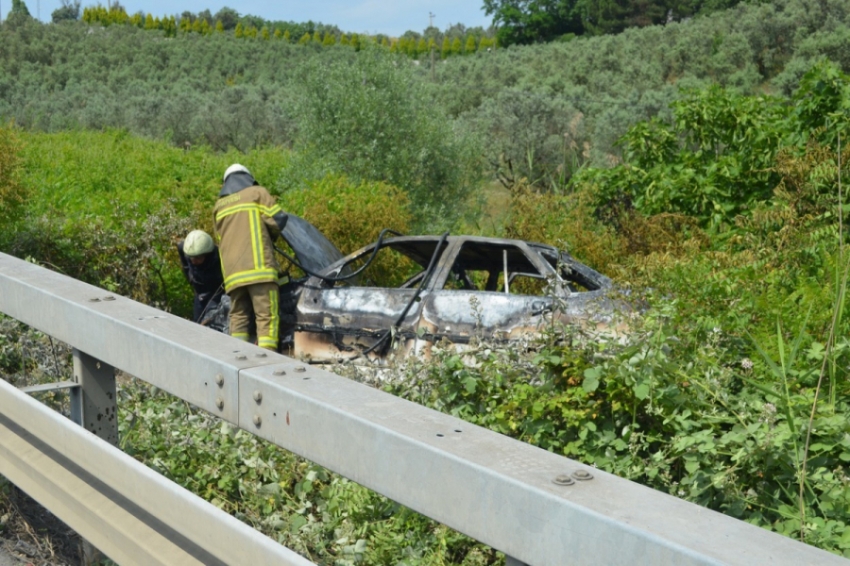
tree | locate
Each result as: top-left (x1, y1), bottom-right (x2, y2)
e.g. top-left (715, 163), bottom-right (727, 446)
top-left (464, 34), bottom-right (477, 53)
top-left (165, 15), bottom-right (177, 36)
top-left (51, 0), bottom-right (81, 22)
top-left (573, 0), bottom-right (667, 35)
top-left (179, 15), bottom-right (192, 33)
top-left (483, 0), bottom-right (583, 46)
top-left (485, 0), bottom-right (747, 45)
top-left (417, 38), bottom-right (428, 58)
top-left (441, 37), bottom-right (451, 59)
top-left (10, 0), bottom-right (32, 18)
top-left (214, 6), bottom-right (239, 30)
top-left (295, 50), bottom-right (479, 222)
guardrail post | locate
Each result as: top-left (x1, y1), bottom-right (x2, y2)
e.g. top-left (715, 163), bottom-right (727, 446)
top-left (71, 348), bottom-right (118, 564)
top-left (70, 348), bottom-right (118, 446)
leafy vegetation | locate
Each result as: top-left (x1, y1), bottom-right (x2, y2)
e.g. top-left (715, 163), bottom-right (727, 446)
top-left (117, 379), bottom-right (496, 565)
top-left (483, 0), bottom-right (749, 45)
top-left (3, 0), bottom-right (850, 193)
top-left (582, 61), bottom-right (850, 228)
top-left (292, 48), bottom-right (481, 224)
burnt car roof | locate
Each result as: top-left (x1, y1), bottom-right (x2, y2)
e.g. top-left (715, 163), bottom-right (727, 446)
top-left (320, 236), bottom-right (559, 269)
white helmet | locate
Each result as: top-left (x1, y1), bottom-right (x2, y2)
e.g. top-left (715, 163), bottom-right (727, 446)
top-left (223, 163), bottom-right (250, 182)
top-left (184, 230), bottom-right (215, 257)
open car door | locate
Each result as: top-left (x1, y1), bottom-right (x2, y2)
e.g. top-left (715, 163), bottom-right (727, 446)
top-left (294, 238), bottom-right (450, 361)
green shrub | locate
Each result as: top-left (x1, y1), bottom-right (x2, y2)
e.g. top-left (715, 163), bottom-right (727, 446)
top-left (580, 61), bottom-right (850, 229)
top-left (292, 48), bottom-right (482, 227)
top-left (464, 89), bottom-right (587, 191)
top-left (0, 122), bottom-right (27, 227)
top-left (279, 175), bottom-right (414, 285)
top-left (119, 379), bottom-right (496, 564)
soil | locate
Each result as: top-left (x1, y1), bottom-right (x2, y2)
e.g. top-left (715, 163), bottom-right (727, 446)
top-left (0, 485), bottom-right (82, 566)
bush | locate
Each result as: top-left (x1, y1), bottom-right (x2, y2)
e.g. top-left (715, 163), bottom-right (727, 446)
top-left (579, 61), bottom-right (850, 229)
top-left (503, 181), bottom-right (628, 275)
top-left (281, 175), bottom-right (411, 254)
top-left (292, 48), bottom-right (482, 227)
top-left (280, 175), bottom-right (414, 285)
top-left (0, 122), bottom-right (27, 228)
top-left (6, 203), bottom-right (196, 314)
top-left (463, 89), bottom-right (587, 191)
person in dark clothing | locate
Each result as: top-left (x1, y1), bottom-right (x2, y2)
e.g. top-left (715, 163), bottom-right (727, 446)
top-left (177, 230), bottom-right (225, 324)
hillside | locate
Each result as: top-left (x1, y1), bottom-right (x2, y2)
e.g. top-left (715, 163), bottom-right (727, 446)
top-left (1, 0), bottom-right (849, 184)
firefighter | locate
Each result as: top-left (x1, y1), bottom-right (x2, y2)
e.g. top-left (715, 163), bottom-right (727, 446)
top-left (176, 230), bottom-right (224, 324)
top-left (213, 164), bottom-right (288, 350)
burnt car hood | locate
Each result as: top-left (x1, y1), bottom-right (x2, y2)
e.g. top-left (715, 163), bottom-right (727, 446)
top-left (281, 214), bottom-right (344, 274)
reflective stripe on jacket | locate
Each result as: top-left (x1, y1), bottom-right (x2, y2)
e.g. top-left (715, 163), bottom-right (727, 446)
top-left (214, 185), bottom-right (283, 293)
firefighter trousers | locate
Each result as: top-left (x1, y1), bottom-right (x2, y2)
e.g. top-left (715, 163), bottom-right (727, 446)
top-left (228, 282), bottom-right (279, 350)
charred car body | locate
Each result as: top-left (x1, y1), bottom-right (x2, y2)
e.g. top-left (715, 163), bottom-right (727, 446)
top-left (206, 215), bottom-right (617, 362)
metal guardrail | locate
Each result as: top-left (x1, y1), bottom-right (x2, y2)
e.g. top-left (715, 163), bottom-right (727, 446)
top-left (0, 376), bottom-right (313, 566)
top-left (0, 251), bottom-right (847, 566)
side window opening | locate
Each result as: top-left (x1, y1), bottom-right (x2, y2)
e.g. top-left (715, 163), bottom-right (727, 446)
top-left (326, 241), bottom-right (446, 289)
top-left (442, 242), bottom-right (551, 296)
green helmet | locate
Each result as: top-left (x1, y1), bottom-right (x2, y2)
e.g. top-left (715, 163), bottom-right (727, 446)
top-left (184, 230), bottom-right (215, 257)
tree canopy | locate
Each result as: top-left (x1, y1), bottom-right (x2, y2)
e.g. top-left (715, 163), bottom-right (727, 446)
top-left (10, 0), bottom-right (31, 17)
top-left (483, 0), bottom-right (749, 45)
top-left (51, 0), bottom-right (81, 23)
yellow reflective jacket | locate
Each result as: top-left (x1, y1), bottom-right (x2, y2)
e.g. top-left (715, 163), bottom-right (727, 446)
top-left (214, 183), bottom-right (287, 293)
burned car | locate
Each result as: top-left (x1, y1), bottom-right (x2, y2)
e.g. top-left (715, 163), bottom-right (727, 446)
top-left (206, 215), bottom-right (617, 362)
